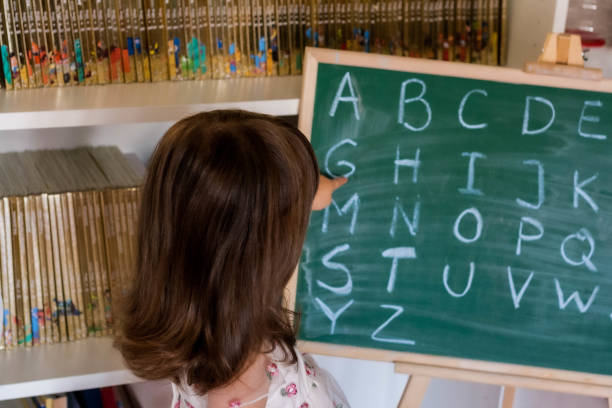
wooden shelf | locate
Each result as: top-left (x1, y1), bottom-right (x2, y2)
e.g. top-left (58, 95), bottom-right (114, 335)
top-left (0, 76), bottom-right (302, 130)
top-left (0, 337), bottom-right (140, 400)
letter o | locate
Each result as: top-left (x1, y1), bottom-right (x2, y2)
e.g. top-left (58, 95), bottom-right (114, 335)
top-left (453, 207), bottom-right (483, 244)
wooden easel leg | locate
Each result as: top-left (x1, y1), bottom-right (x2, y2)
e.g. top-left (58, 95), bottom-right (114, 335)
top-left (397, 375), bottom-right (430, 408)
top-left (498, 386), bottom-right (516, 408)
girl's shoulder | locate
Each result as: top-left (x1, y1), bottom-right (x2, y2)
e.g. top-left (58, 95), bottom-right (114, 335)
top-left (265, 347), bottom-right (350, 408)
top-left (171, 347), bottom-right (350, 408)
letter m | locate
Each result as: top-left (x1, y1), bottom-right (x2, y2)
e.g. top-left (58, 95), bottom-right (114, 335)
top-left (322, 193), bottom-right (360, 235)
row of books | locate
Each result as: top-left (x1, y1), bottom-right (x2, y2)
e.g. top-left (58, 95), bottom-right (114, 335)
top-left (3, 386), bottom-right (138, 408)
top-left (0, 0), bottom-right (508, 90)
top-left (0, 147), bottom-right (142, 349)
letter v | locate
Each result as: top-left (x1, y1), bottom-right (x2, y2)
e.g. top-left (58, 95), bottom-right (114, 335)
top-left (507, 267), bottom-right (534, 309)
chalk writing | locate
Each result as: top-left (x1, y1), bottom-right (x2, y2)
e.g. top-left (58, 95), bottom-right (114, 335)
top-left (458, 89), bottom-right (488, 129)
top-left (459, 152), bottom-right (486, 196)
top-left (554, 280), bottom-right (599, 313)
top-left (507, 267), bottom-right (535, 309)
top-left (394, 146), bottom-right (420, 185)
top-left (371, 305), bottom-right (416, 346)
top-left (382, 247), bottom-right (417, 293)
top-left (317, 244), bottom-right (353, 295)
top-left (516, 217), bottom-right (544, 256)
top-left (329, 72), bottom-right (360, 120)
top-left (323, 194), bottom-right (360, 235)
top-left (300, 65), bottom-right (612, 371)
top-left (578, 101), bottom-right (606, 140)
top-left (453, 208), bottom-right (483, 244)
top-left (325, 139), bottom-right (357, 178)
top-left (315, 297), bottom-right (355, 335)
top-left (560, 228), bottom-right (597, 272)
top-left (443, 263), bottom-right (475, 298)
top-left (389, 198), bottom-right (420, 237)
top-left (522, 96), bottom-right (555, 135)
top-left (573, 171), bottom-right (599, 213)
top-left (398, 79), bottom-right (431, 131)
top-left (516, 160), bottom-right (544, 210)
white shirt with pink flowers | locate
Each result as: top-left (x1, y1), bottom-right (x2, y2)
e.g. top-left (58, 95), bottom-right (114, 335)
top-left (171, 346), bottom-right (350, 408)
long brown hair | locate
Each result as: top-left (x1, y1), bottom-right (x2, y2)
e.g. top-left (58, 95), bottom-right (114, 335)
top-left (114, 110), bottom-right (319, 394)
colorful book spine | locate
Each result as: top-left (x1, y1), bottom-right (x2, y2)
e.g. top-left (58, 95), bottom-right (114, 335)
top-left (24, 196), bottom-right (44, 345)
top-left (39, 194), bottom-right (59, 343)
top-left (237, 0), bottom-right (250, 76)
top-left (76, 0), bottom-right (98, 83)
top-left (117, 0), bottom-right (136, 83)
top-left (103, 0), bottom-right (123, 83)
top-left (0, 0), bottom-right (18, 89)
top-left (0, 1), bottom-right (508, 87)
top-left (0, 198), bottom-right (15, 348)
top-left (48, 194), bottom-right (68, 342)
top-left (199, 0), bottom-right (212, 78)
top-left (46, 0), bottom-right (65, 85)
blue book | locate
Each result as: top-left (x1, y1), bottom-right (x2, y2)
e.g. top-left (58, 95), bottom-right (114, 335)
top-left (66, 393), bottom-right (81, 408)
top-left (74, 389), bottom-right (103, 408)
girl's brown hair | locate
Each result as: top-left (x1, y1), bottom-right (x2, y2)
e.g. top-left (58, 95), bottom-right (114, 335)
top-left (114, 110), bottom-right (319, 394)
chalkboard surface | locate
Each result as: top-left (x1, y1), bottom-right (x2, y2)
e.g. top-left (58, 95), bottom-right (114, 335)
top-left (295, 52), bottom-right (612, 376)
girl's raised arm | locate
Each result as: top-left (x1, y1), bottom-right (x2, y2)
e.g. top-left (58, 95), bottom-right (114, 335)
top-left (312, 175), bottom-right (348, 210)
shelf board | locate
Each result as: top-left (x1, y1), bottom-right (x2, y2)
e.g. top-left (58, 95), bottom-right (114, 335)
top-left (0, 76), bottom-right (302, 130)
top-left (0, 337), bottom-right (140, 400)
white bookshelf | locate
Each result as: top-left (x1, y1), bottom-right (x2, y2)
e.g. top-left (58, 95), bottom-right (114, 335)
top-left (0, 0), bottom-right (585, 403)
top-left (0, 337), bottom-right (139, 400)
top-left (0, 75), bottom-right (302, 402)
top-left (0, 76), bottom-right (302, 130)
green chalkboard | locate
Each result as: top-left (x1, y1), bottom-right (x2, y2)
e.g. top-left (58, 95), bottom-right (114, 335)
top-left (295, 51), bottom-right (612, 377)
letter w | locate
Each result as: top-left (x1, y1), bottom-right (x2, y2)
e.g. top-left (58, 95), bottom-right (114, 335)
top-left (554, 279), bottom-right (599, 313)
top-left (322, 193), bottom-right (360, 235)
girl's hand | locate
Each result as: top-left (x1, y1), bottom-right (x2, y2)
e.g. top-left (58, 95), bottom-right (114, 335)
top-left (312, 174), bottom-right (348, 210)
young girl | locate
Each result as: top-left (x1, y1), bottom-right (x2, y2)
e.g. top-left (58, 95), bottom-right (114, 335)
top-left (115, 110), bottom-right (350, 408)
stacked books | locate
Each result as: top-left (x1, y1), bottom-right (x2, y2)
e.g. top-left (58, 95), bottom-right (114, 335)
top-left (0, 146), bottom-right (142, 349)
top-left (0, 0), bottom-right (508, 90)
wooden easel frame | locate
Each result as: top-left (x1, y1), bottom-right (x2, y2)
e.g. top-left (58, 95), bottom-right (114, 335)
top-left (287, 46), bottom-right (612, 407)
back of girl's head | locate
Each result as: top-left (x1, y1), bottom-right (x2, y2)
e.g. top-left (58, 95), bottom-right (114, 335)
top-left (114, 110), bottom-right (319, 394)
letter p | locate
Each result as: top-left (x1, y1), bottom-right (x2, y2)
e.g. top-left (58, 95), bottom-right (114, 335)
top-left (516, 217), bottom-right (544, 256)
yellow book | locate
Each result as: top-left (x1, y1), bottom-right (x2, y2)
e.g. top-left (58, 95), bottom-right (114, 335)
top-left (73, 191), bottom-right (96, 335)
top-left (92, 190), bottom-right (113, 333)
top-left (100, 190), bottom-right (120, 329)
top-left (63, 193), bottom-right (87, 339)
top-left (15, 198), bottom-right (33, 346)
top-left (52, 194), bottom-right (76, 341)
top-left (47, 195), bottom-right (68, 342)
top-left (38, 194), bottom-right (59, 343)
top-left (0, 198), bottom-right (16, 348)
top-left (24, 196), bottom-right (45, 345)
top-left (85, 191), bottom-right (106, 335)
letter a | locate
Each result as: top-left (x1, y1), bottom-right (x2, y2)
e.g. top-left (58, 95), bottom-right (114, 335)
top-left (329, 72), bottom-right (360, 120)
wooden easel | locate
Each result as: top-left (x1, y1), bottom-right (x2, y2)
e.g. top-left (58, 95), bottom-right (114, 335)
top-left (394, 361), bottom-right (612, 408)
top-left (524, 33), bottom-right (602, 80)
top-left (395, 33), bottom-right (607, 408)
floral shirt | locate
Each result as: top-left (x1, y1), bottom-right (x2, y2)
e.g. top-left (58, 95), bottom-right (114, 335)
top-left (171, 346), bottom-right (350, 408)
